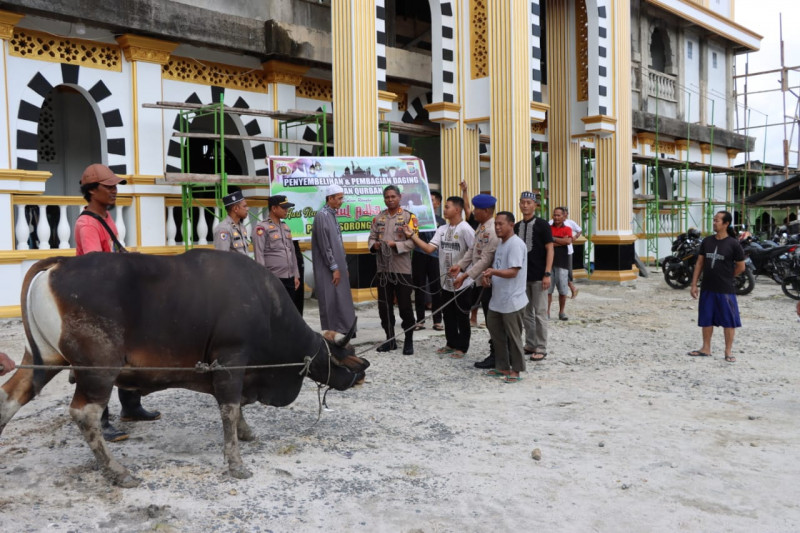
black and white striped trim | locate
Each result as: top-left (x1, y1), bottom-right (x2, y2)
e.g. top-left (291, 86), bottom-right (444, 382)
top-left (595, 0), bottom-right (611, 116)
top-left (399, 91), bottom-right (432, 147)
top-left (438, 1), bottom-right (456, 103)
top-left (16, 64), bottom-right (126, 173)
top-left (376, 0), bottom-right (387, 92)
top-left (530, 0), bottom-right (543, 103)
top-left (164, 87), bottom-right (268, 176)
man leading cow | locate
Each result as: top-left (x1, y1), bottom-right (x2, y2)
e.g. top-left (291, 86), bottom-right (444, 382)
top-left (75, 163), bottom-right (161, 442)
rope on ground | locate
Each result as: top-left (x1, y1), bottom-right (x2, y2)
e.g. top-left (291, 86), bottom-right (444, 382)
top-left (354, 285), bottom-right (486, 356)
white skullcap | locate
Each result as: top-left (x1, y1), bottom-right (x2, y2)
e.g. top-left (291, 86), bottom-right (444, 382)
top-left (326, 184), bottom-right (344, 197)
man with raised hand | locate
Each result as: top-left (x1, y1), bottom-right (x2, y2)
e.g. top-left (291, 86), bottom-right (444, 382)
top-left (405, 196), bottom-right (475, 358)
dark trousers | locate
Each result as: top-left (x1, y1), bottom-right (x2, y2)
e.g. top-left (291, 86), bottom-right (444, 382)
top-left (442, 289), bottom-right (472, 353)
top-left (377, 273), bottom-right (415, 338)
top-left (279, 277), bottom-right (302, 314)
top-left (472, 284), bottom-right (494, 356)
top-left (412, 252), bottom-right (442, 324)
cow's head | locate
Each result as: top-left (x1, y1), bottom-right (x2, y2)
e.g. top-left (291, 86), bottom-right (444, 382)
top-left (314, 320), bottom-right (369, 390)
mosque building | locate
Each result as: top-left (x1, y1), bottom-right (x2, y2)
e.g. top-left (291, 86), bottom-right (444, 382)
top-left (0, 0), bottom-right (761, 315)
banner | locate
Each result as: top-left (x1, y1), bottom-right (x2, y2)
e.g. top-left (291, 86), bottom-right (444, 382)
top-left (268, 156), bottom-right (436, 239)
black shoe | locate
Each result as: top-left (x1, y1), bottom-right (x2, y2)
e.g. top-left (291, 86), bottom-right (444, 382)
top-left (376, 340), bottom-right (398, 352)
top-left (102, 423), bottom-right (129, 443)
top-left (403, 338), bottom-right (414, 355)
top-left (119, 406), bottom-right (162, 422)
top-left (474, 356), bottom-right (496, 369)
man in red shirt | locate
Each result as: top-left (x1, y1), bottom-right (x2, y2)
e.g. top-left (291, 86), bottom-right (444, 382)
top-left (548, 207), bottom-right (573, 320)
top-left (76, 164), bottom-right (161, 442)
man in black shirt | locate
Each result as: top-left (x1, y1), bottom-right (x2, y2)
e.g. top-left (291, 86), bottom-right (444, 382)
top-left (514, 192), bottom-right (553, 361)
top-left (689, 211), bottom-right (745, 362)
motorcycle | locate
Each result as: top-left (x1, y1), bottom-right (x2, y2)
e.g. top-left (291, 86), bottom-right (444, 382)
top-left (740, 236), bottom-right (797, 285)
top-left (660, 229), bottom-right (755, 295)
top-left (660, 229), bottom-right (702, 290)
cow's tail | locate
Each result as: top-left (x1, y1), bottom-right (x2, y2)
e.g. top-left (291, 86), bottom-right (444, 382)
top-left (21, 257), bottom-right (65, 393)
top-left (1, 257), bottom-right (64, 434)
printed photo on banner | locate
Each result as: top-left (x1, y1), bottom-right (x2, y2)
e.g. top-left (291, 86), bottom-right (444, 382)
top-left (267, 156), bottom-right (436, 239)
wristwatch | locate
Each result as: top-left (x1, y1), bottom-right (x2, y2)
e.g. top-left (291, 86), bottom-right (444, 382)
top-left (544, 271), bottom-right (551, 277)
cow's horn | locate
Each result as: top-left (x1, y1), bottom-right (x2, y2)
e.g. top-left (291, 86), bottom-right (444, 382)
top-left (336, 318), bottom-right (358, 347)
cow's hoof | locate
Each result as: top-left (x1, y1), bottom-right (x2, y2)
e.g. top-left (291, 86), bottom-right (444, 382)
top-left (238, 430), bottom-right (256, 442)
top-left (228, 465), bottom-right (253, 479)
top-left (114, 473), bottom-right (141, 488)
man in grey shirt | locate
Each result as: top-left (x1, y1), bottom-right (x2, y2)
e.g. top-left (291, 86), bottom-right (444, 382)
top-left (482, 211), bottom-right (528, 383)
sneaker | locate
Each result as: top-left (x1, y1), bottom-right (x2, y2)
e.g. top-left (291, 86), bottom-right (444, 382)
top-left (558, 313), bottom-right (568, 321)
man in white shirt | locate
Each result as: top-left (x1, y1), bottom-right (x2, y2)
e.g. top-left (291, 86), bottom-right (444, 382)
top-left (482, 211), bottom-right (528, 383)
top-left (406, 196), bottom-right (475, 357)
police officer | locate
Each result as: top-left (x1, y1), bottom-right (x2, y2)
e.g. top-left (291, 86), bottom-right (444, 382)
top-left (214, 190), bottom-right (250, 254)
top-left (253, 195), bottom-right (301, 312)
top-left (368, 185), bottom-right (419, 355)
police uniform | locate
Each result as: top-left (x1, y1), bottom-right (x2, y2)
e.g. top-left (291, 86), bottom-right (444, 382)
top-left (456, 194), bottom-right (500, 368)
top-left (214, 215), bottom-right (249, 254)
top-left (214, 191), bottom-right (249, 254)
top-left (368, 206), bottom-right (418, 352)
top-left (253, 195), bottom-right (300, 308)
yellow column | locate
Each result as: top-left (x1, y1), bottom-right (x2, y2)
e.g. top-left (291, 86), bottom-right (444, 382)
top-left (546, 0), bottom-right (582, 220)
top-left (589, 0), bottom-right (636, 282)
top-left (0, 10), bottom-right (24, 168)
top-left (332, 0), bottom-right (379, 156)
top-left (488, 0), bottom-right (531, 211)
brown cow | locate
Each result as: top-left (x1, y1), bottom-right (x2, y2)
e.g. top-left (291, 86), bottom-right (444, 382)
top-left (0, 250), bottom-right (368, 487)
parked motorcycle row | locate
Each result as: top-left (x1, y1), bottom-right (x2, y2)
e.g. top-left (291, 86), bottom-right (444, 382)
top-left (659, 228), bottom-right (800, 300)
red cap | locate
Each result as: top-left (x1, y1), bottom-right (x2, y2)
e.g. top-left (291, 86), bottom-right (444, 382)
top-left (80, 164), bottom-right (127, 186)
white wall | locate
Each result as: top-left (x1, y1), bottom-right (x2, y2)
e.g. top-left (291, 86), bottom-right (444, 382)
top-left (706, 42), bottom-right (728, 129)
top-left (683, 33), bottom-right (701, 123)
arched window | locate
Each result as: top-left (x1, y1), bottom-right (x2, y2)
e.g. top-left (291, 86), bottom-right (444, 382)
top-left (650, 27), bottom-right (667, 72)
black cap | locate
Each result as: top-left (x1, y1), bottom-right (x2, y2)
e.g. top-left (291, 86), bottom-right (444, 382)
top-left (268, 195), bottom-right (295, 208)
top-left (223, 190), bottom-right (245, 207)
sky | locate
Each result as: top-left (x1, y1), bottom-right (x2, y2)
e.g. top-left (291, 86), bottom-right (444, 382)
top-left (733, 1), bottom-right (800, 168)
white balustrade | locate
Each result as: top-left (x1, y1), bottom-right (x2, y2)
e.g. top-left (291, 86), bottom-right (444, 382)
top-left (36, 205), bottom-right (51, 250)
top-left (15, 205), bottom-right (29, 250)
top-left (166, 206), bottom-right (177, 246)
top-left (212, 208), bottom-right (220, 233)
top-left (115, 206), bottom-right (126, 247)
top-left (647, 70), bottom-right (677, 102)
top-left (57, 205), bottom-right (71, 249)
top-left (197, 209), bottom-right (209, 245)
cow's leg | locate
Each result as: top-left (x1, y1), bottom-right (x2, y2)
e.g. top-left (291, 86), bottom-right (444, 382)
top-left (219, 403), bottom-right (252, 479)
top-left (236, 408), bottom-right (256, 442)
top-left (69, 384), bottom-right (139, 488)
top-left (0, 350), bottom-right (64, 435)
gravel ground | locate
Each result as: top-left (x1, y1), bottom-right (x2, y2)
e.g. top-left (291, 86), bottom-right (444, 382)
top-left (0, 272), bottom-right (798, 532)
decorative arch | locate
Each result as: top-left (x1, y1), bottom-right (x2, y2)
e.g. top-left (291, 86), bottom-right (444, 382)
top-left (648, 25), bottom-right (672, 73)
top-left (164, 86), bottom-right (266, 177)
top-left (15, 64), bottom-right (126, 173)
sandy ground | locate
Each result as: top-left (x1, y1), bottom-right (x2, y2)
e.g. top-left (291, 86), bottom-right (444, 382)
top-left (0, 272), bottom-right (799, 533)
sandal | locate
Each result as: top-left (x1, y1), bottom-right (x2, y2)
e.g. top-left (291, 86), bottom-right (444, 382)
top-left (688, 350), bottom-right (712, 357)
top-left (530, 353), bottom-right (547, 361)
top-left (484, 369), bottom-right (508, 377)
top-left (502, 375), bottom-right (523, 384)
top-left (413, 324), bottom-right (426, 331)
top-left (449, 351), bottom-right (465, 359)
top-left (436, 346), bottom-right (454, 354)
top-left (433, 323), bottom-right (444, 331)
top-left (724, 355), bottom-right (736, 363)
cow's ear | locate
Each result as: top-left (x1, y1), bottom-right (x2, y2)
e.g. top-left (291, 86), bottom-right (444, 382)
top-left (321, 330), bottom-right (337, 342)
